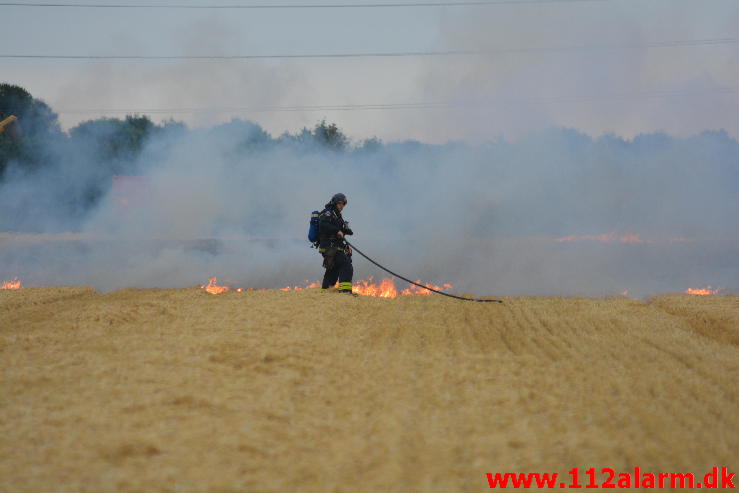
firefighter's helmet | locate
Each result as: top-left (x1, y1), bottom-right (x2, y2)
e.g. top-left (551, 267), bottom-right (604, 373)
top-left (331, 193), bottom-right (347, 205)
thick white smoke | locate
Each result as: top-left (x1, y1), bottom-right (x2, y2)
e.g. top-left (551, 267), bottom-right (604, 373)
top-left (0, 119), bottom-right (737, 297)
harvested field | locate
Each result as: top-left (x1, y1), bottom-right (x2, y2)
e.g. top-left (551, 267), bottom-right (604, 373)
top-left (1, 287), bottom-right (737, 492)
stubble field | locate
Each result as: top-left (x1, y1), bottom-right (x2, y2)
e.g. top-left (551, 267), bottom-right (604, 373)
top-left (1, 287), bottom-right (737, 492)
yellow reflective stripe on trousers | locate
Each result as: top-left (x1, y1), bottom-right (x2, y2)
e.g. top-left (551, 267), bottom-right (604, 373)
top-left (338, 282), bottom-right (353, 291)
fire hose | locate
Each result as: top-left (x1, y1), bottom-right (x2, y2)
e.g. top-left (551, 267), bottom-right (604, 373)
top-left (344, 239), bottom-right (503, 303)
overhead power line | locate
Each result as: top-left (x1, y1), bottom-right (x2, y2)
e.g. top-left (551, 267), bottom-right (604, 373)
top-left (54, 87), bottom-right (739, 115)
top-left (0, 0), bottom-right (607, 8)
top-left (58, 103), bottom-right (450, 114)
top-left (4, 36), bottom-right (739, 60)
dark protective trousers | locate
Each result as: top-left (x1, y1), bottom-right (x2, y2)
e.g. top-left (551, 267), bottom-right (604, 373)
top-left (322, 250), bottom-right (353, 290)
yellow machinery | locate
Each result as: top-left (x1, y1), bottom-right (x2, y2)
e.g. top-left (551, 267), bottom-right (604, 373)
top-left (0, 115), bottom-right (18, 134)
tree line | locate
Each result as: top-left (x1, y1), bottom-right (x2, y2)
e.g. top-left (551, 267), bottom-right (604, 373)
top-left (0, 83), bottom-right (359, 179)
top-left (2, 82), bottom-right (737, 238)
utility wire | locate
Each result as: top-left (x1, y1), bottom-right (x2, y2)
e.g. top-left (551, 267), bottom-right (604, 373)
top-left (4, 36), bottom-right (739, 60)
top-left (56, 103), bottom-right (451, 114)
top-left (53, 87), bottom-right (739, 115)
top-left (0, 0), bottom-right (608, 9)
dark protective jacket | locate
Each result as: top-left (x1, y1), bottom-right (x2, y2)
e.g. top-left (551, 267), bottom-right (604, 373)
top-left (318, 203), bottom-right (351, 251)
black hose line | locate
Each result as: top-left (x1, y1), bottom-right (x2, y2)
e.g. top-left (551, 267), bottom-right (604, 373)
top-left (344, 240), bottom-right (503, 303)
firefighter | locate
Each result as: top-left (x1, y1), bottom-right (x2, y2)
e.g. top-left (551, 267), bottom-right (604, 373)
top-left (318, 193), bottom-right (355, 294)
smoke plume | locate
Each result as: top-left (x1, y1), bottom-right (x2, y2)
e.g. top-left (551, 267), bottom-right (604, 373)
top-left (0, 115), bottom-right (737, 297)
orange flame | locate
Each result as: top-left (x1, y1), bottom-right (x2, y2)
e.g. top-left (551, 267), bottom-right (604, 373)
top-left (353, 277), bottom-right (399, 298)
top-left (280, 280), bottom-right (321, 292)
top-left (1, 277), bottom-right (21, 290)
top-left (277, 277), bottom-right (453, 298)
top-left (619, 233), bottom-right (644, 244)
top-left (400, 280), bottom-right (450, 296)
top-left (556, 232), bottom-right (645, 244)
top-left (200, 277), bottom-right (453, 298)
top-left (353, 277), bottom-right (452, 298)
top-left (685, 285), bottom-right (721, 296)
top-left (200, 277), bottom-right (230, 295)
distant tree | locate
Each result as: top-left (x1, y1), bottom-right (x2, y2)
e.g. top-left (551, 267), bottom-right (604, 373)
top-left (312, 119), bottom-right (348, 151)
top-left (0, 83), bottom-right (63, 176)
top-left (356, 136), bottom-right (383, 154)
top-left (0, 83), bottom-right (61, 138)
top-left (211, 119), bottom-right (271, 151)
top-left (69, 114), bottom-right (155, 166)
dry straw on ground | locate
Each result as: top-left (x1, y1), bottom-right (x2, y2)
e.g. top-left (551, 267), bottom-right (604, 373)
top-left (1, 287), bottom-right (737, 492)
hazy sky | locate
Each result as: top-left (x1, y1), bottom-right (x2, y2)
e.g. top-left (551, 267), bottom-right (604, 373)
top-left (3, 0), bottom-right (739, 142)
